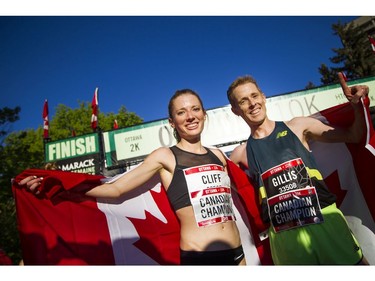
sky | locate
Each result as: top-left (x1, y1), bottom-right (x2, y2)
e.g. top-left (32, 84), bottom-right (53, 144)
top-left (0, 2), bottom-right (366, 133)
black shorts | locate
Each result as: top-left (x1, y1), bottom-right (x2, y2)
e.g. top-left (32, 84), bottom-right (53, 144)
top-left (180, 245), bottom-right (244, 265)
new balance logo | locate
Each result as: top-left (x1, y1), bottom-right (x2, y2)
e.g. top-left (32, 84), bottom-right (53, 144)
top-left (276, 130), bottom-right (288, 138)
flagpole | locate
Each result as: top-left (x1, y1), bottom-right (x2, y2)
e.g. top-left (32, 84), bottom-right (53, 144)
top-left (43, 99), bottom-right (49, 139)
top-left (91, 87), bottom-right (99, 132)
top-left (90, 87), bottom-right (104, 175)
top-left (369, 35), bottom-right (375, 54)
top-left (42, 99), bottom-right (51, 164)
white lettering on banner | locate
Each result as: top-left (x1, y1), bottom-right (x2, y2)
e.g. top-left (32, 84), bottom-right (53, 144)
top-left (47, 136), bottom-right (97, 161)
top-left (158, 126), bottom-right (174, 147)
top-left (267, 80), bottom-right (375, 121)
top-left (113, 123), bottom-right (176, 161)
top-left (183, 164), bottom-right (236, 227)
top-left (271, 95), bottom-right (320, 120)
top-left (78, 167), bottom-right (95, 174)
top-left (61, 159), bottom-right (95, 170)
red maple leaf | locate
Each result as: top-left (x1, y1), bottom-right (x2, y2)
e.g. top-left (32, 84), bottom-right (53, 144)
top-left (127, 187), bottom-right (180, 265)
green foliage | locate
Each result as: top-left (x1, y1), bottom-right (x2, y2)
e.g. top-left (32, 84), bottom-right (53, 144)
top-left (305, 81), bottom-right (316, 90)
top-left (0, 103), bottom-right (143, 264)
top-left (0, 106), bottom-right (23, 264)
top-left (0, 195), bottom-right (18, 264)
top-left (318, 20), bottom-right (375, 85)
top-left (49, 102), bottom-right (143, 138)
top-left (0, 106), bottom-right (20, 143)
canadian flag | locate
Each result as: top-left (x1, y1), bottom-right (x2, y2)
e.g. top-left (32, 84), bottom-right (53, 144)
top-left (12, 163), bottom-right (271, 265)
top-left (12, 97), bottom-right (375, 265)
top-left (91, 87), bottom-right (99, 130)
top-left (13, 169), bottom-right (180, 265)
top-left (42, 99), bottom-right (49, 139)
top-left (308, 97), bottom-right (375, 264)
top-left (310, 97), bottom-right (375, 226)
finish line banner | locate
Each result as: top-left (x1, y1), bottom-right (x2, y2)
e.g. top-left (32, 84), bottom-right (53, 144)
top-left (44, 133), bottom-right (101, 175)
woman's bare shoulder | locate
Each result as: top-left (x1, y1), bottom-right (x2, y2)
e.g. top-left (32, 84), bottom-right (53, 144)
top-left (149, 146), bottom-right (174, 160)
top-left (207, 147), bottom-right (227, 163)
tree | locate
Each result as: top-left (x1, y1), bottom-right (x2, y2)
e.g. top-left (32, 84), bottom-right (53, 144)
top-left (305, 81), bottom-right (316, 90)
top-left (50, 102), bottom-right (143, 139)
top-left (0, 106), bottom-right (22, 264)
top-left (0, 102), bottom-right (143, 264)
top-left (0, 106), bottom-right (21, 144)
top-left (318, 20), bottom-right (375, 85)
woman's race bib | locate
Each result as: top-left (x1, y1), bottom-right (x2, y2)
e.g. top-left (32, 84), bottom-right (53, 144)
top-left (184, 164), bottom-right (236, 227)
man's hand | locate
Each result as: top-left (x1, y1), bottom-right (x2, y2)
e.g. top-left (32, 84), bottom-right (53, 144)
top-left (338, 72), bottom-right (369, 104)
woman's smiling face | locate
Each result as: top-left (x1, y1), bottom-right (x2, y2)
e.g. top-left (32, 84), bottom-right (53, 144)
top-left (169, 93), bottom-right (206, 141)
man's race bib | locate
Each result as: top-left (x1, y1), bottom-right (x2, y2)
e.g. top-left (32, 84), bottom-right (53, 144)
top-left (261, 158), bottom-right (324, 232)
top-left (184, 164), bottom-right (236, 227)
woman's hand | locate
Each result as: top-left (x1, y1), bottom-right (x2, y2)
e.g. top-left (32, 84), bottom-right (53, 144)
top-left (18, 176), bottom-right (43, 195)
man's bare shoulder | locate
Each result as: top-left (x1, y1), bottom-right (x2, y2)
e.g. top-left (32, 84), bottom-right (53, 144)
top-left (230, 142), bottom-right (248, 167)
top-left (286, 116), bottom-right (322, 136)
top-left (232, 142), bottom-right (246, 154)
